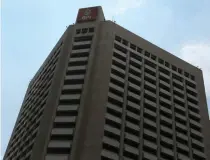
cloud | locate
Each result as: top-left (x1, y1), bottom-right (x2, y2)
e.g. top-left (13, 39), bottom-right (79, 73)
top-left (104, 0), bottom-right (145, 19)
top-left (114, 0), bottom-right (144, 15)
top-left (179, 42), bottom-right (210, 98)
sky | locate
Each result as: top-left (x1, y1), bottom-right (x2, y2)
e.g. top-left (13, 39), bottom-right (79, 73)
top-left (1, 0), bottom-right (210, 158)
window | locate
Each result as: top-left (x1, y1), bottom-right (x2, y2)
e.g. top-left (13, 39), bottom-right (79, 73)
top-left (124, 133), bottom-right (139, 148)
top-left (128, 84), bottom-right (141, 95)
top-left (160, 127), bottom-right (173, 139)
top-left (47, 148), bottom-right (70, 154)
top-left (174, 97), bottom-right (185, 107)
top-left (130, 52), bottom-right (142, 62)
top-left (159, 58), bottom-right (164, 64)
top-left (172, 65), bottom-right (177, 71)
top-left (115, 35), bottom-right (121, 43)
top-left (107, 105), bottom-right (122, 118)
top-left (192, 142), bottom-right (204, 152)
top-left (159, 66), bottom-right (170, 75)
top-left (145, 51), bottom-right (150, 57)
top-left (105, 115), bottom-right (121, 130)
top-left (172, 74), bottom-right (183, 82)
top-left (137, 47), bottom-right (142, 53)
top-left (144, 108), bottom-right (156, 121)
top-left (108, 95), bottom-right (123, 108)
top-left (145, 74), bottom-right (156, 84)
top-left (123, 149), bottom-right (139, 160)
top-left (71, 52), bottom-right (89, 58)
top-left (50, 134), bottom-right (73, 141)
top-left (165, 61), bottom-right (170, 68)
top-left (144, 82), bottom-right (156, 94)
top-left (72, 44), bottom-right (91, 50)
top-left (151, 55), bottom-right (157, 61)
top-left (104, 126), bottom-right (120, 141)
top-left (53, 121), bottom-right (75, 128)
top-left (109, 86), bottom-right (123, 98)
top-left (68, 58), bottom-right (88, 67)
top-left (144, 119), bottom-right (157, 133)
top-left (173, 89), bottom-right (184, 99)
top-left (184, 72), bottom-right (189, 78)
top-left (114, 43), bottom-right (127, 54)
top-left (110, 76), bottom-right (124, 88)
top-left (145, 60), bottom-right (156, 68)
top-left (126, 114), bottom-right (140, 126)
top-left (89, 27), bottom-right (94, 33)
top-left (130, 58), bottom-right (141, 69)
top-left (187, 96), bottom-right (198, 105)
top-left (160, 90), bottom-right (171, 100)
top-left (130, 43), bottom-right (136, 50)
top-left (122, 39), bottom-right (128, 46)
top-left (186, 80), bottom-right (196, 89)
top-left (187, 89), bottom-right (197, 97)
top-left (129, 66), bottom-right (141, 77)
top-left (112, 58), bottom-right (126, 70)
top-left (76, 29), bottom-right (81, 34)
top-left (74, 35), bottom-right (93, 42)
top-left (113, 51), bottom-right (126, 62)
top-left (128, 75), bottom-right (141, 86)
top-left (177, 147), bottom-right (189, 157)
top-left (127, 90), bottom-right (140, 104)
top-left (82, 28), bottom-right (88, 34)
top-left (125, 125), bottom-right (139, 137)
top-left (111, 66), bottom-right (125, 79)
top-left (178, 68), bottom-right (183, 74)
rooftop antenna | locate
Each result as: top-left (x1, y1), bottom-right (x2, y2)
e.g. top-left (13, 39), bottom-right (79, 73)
top-left (112, 16), bottom-right (116, 23)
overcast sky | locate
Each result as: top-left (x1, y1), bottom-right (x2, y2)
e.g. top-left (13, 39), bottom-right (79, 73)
top-left (2, 0), bottom-right (210, 157)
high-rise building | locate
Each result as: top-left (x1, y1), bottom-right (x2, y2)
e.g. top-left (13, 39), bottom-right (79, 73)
top-left (4, 6), bottom-right (210, 160)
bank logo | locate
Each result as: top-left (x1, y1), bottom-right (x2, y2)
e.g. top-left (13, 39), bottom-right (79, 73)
top-left (84, 9), bottom-right (91, 16)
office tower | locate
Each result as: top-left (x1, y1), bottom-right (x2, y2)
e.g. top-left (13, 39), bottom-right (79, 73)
top-left (4, 6), bottom-right (210, 160)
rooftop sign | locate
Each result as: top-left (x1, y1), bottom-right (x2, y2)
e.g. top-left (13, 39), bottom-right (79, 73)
top-left (76, 7), bottom-right (98, 23)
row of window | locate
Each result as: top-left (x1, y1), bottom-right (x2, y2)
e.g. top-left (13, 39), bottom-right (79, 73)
top-left (114, 42), bottom-right (197, 92)
top-left (103, 102), bottom-right (204, 160)
top-left (112, 42), bottom-right (200, 123)
top-left (102, 126), bottom-right (205, 160)
top-left (108, 84), bottom-right (199, 138)
top-left (115, 35), bottom-right (196, 81)
top-left (102, 54), bottom-right (124, 158)
top-left (76, 27), bottom-right (94, 34)
top-left (113, 42), bottom-right (199, 116)
top-left (29, 42), bottom-right (63, 89)
top-left (5, 42), bottom-right (63, 160)
top-left (45, 34), bottom-right (92, 159)
top-left (101, 42), bottom-right (205, 159)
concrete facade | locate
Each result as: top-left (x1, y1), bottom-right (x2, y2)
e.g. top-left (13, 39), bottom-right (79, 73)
top-left (4, 6), bottom-right (210, 160)
top-left (207, 120), bottom-right (210, 159)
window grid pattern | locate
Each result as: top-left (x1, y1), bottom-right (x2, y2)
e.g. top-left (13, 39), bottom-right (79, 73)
top-left (101, 43), bottom-right (127, 160)
top-left (123, 50), bottom-right (142, 160)
top-left (5, 42), bottom-right (63, 160)
top-left (45, 30), bottom-right (94, 160)
top-left (101, 35), bottom-right (206, 160)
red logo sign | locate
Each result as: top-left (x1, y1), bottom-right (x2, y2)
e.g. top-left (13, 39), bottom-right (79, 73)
top-left (76, 7), bottom-right (98, 23)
